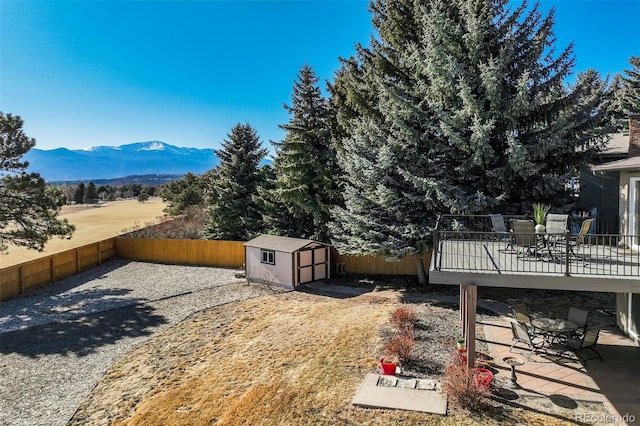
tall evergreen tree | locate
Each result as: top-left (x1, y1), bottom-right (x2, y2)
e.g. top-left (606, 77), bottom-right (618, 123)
top-left (609, 56), bottom-right (640, 130)
top-left (329, 0), bottom-right (609, 283)
top-left (74, 182), bottom-right (86, 204)
top-left (0, 112), bottom-right (74, 252)
top-left (254, 164), bottom-right (299, 236)
top-left (204, 123), bottom-right (267, 240)
top-left (84, 181), bottom-right (98, 203)
top-left (264, 64), bottom-right (340, 242)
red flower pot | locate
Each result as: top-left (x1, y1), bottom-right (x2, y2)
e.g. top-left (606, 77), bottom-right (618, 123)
top-left (457, 348), bottom-right (468, 364)
top-left (473, 368), bottom-right (493, 388)
top-left (379, 357), bottom-right (397, 376)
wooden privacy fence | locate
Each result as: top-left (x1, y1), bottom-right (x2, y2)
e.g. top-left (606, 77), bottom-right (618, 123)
top-left (114, 238), bottom-right (432, 276)
top-left (331, 248), bottom-right (432, 276)
top-left (0, 239), bottom-right (116, 301)
top-left (1, 236), bottom-right (433, 302)
top-left (114, 237), bottom-right (245, 268)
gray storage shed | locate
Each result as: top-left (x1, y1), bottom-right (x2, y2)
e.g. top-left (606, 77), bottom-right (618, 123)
top-left (244, 235), bottom-right (330, 289)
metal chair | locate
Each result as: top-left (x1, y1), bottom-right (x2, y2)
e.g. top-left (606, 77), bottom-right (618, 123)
top-left (507, 317), bottom-right (546, 360)
top-left (489, 214), bottom-right (514, 251)
top-left (545, 214), bottom-right (569, 234)
top-left (567, 307), bottom-right (589, 332)
top-left (511, 220), bottom-right (539, 257)
top-left (565, 327), bottom-right (603, 366)
top-left (511, 303), bottom-right (531, 326)
top-left (566, 218), bottom-right (595, 258)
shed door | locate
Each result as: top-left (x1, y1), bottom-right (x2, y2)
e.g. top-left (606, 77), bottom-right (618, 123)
top-left (297, 246), bottom-right (328, 285)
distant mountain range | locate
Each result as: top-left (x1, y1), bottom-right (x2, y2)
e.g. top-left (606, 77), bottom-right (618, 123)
top-left (24, 141), bottom-right (219, 182)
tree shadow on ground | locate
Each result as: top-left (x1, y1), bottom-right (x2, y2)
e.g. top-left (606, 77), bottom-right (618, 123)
top-left (0, 302), bottom-right (167, 357)
top-left (0, 259), bottom-right (146, 333)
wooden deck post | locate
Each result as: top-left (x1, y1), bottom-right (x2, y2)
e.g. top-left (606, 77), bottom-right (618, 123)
top-left (461, 283), bottom-right (477, 369)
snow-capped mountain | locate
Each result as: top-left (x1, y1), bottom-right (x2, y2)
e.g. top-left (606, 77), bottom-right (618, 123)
top-left (23, 141), bottom-right (219, 182)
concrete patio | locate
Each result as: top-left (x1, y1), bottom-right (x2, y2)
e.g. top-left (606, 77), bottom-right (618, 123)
top-left (480, 317), bottom-right (640, 425)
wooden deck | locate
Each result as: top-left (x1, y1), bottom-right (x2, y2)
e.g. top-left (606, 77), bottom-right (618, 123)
top-left (430, 237), bottom-right (640, 293)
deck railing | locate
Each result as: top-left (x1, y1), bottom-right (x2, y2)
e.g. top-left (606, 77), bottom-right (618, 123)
top-left (435, 214), bottom-right (619, 235)
top-left (432, 215), bottom-right (638, 278)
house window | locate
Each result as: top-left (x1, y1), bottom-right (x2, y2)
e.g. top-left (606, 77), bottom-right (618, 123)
top-left (261, 249), bottom-right (275, 265)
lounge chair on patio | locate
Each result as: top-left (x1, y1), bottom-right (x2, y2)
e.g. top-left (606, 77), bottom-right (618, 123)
top-left (564, 326), bottom-right (604, 366)
top-left (489, 214), bottom-right (514, 251)
top-left (511, 220), bottom-right (539, 258)
top-left (511, 303), bottom-right (531, 326)
top-left (507, 317), bottom-right (546, 360)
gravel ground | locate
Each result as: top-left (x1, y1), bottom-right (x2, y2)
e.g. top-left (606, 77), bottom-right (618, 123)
top-left (0, 259), bottom-right (281, 426)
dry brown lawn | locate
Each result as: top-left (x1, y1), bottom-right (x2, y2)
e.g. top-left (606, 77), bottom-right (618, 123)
top-left (70, 291), bottom-right (580, 426)
top-left (2, 198), bottom-right (167, 267)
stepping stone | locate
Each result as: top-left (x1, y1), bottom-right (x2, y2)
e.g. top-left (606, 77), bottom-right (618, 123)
top-left (377, 376), bottom-right (398, 387)
top-left (353, 374), bottom-right (447, 415)
top-left (416, 379), bottom-right (437, 390)
top-left (396, 378), bottom-right (417, 389)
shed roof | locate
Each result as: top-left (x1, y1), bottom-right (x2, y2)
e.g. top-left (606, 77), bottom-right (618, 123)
top-left (244, 234), bottom-right (328, 253)
top-left (592, 156), bottom-right (640, 172)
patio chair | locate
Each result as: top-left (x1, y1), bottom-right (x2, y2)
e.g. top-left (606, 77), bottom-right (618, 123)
top-left (545, 214), bottom-right (569, 234)
top-left (541, 214), bottom-right (569, 259)
top-left (506, 317), bottom-right (546, 360)
top-left (567, 307), bottom-right (589, 335)
top-left (489, 214), bottom-right (514, 251)
top-left (511, 220), bottom-right (539, 257)
top-left (566, 218), bottom-right (595, 257)
top-left (564, 327), bottom-right (603, 366)
top-left (511, 303), bottom-right (531, 326)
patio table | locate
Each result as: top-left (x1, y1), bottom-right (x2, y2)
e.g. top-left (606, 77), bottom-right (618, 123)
top-left (535, 232), bottom-right (567, 261)
top-left (530, 318), bottom-right (578, 345)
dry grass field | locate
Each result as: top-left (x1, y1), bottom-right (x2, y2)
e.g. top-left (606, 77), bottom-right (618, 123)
top-left (1, 198), bottom-right (167, 267)
top-left (70, 291), bottom-right (580, 426)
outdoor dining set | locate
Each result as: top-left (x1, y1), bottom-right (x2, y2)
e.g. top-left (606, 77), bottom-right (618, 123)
top-left (489, 213), bottom-right (595, 262)
top-left (507, 303), bottom-right (604, 366)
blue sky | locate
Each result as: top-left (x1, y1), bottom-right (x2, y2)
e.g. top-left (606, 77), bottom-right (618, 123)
top-left (1, 1), bottom-right (639, 153)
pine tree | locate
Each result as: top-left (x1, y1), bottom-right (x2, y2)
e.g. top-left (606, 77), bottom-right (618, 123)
top-left (161, 172), bottom-right (211, 215)
top-left (609, 56), bottom-right (640, 130)
top-left (84, 181), bottom-right (98, 203)
top-left (0, 112), bottom-right (75, 252)
top-left (74, 182), bottom-right (86, 204)
top-left (254, 164), bottom-right (300, 237)
top-left (329, 0), bottom-right (609, 283)
top-left (265, 65), bottom-right (340, 242)
top-left (204, 123), bottom-right (267, 240)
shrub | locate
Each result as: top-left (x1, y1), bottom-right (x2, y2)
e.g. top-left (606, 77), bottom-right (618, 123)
top-left (123, 206), bottom-right (207, 239)
top-left (383, 333), bottom-right (416, 363)
top-left (390, 305), bottom-right (417, 335)
top-left (440, 351), bottom-right (491, 412)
